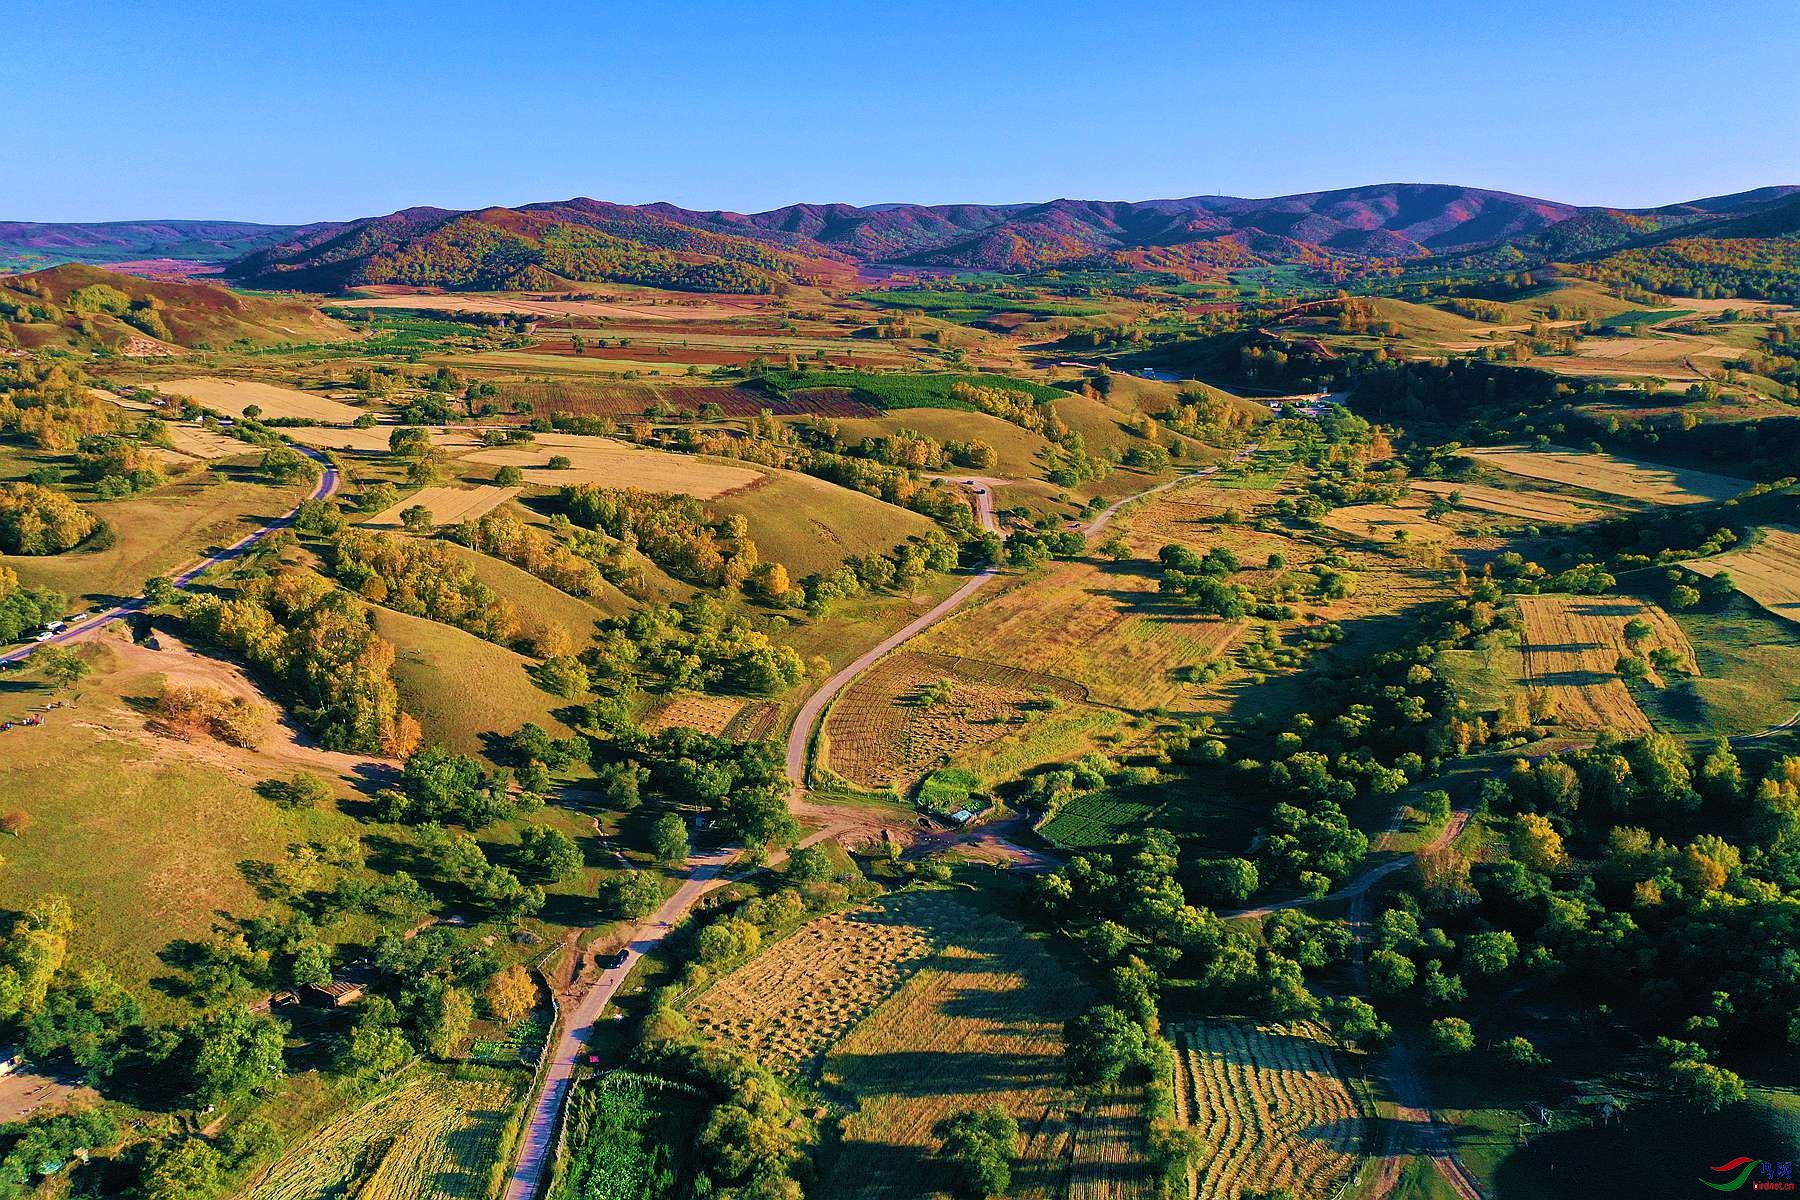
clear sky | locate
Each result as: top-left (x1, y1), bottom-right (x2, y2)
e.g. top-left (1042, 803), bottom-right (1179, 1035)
top-left (8, 0), bottom-right (1798, 223)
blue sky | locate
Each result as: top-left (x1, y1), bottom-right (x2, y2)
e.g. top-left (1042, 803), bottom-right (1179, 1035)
top-left (8, 0), bottom-right (1798, 222)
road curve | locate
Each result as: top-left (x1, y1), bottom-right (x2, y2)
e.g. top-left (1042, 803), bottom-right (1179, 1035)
top-left (783, 480), bottom-right (999, 788)
top-left (0, 442), bottom-right (340, 668)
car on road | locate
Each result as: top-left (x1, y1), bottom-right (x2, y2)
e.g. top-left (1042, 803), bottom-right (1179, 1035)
top-left (601, 949), bottom-right (629, 969)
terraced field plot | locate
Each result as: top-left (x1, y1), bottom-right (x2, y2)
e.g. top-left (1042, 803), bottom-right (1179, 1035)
top-left (362, 483), bottom-right (520, 527)
top-left (1410, 478), bottom-right (1626, 524)
top-left (822, 650), bottom-right (1087, 792)
top-left (1517, 594), bottom-right (1696, 735)
top-left (248, 1070), bottom-right (521, 1200)
top-left (1466, 446), bottom-right (1747, 506)
top-left (1683, 526), bottom-right (1800, 624)
top-left (1170, 1021), bottom-right (1366, 1200)
top-left (150, 376), bottom-right (367, 422)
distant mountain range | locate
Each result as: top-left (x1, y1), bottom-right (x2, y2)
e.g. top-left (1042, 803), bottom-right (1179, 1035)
top-left (3, 183), bottom-right (1796, 292)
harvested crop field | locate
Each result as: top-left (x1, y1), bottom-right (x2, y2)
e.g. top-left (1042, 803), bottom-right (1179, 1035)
top-left (1466, 446), bottom-right (1747, 506)
top-left (917, 559), bottom-right (1246, 710)
top-left (1170, 1021), bottom-right (1366, 1200)
top-left (247, 1070), bottom-right (520, 1200)
top-left (823, 650), bottom-right (1087, 792)
top-left (1409, 479), bottom-right (1625, 524)
top-left (642, 692), bottom-right (745, 737)
top-left (1320, 500), bottom-right (1454, 544)
top-left (457, 433), bottom-right (761, 496)
top-left (362, 483), bottom-right (520, 528)
top-left (150, 377), bottom-right (366, 423)
top-left (1682, 526), bottom-right (1800, 624)
top-left (1517, 594), bottom-right (1697, 734)
top-left (785, 892), bottom-right (1140, 1200)
top-left (687, 892), bottom-right (947, 1074)
top-left (153, 423), bottom-right (248, 464)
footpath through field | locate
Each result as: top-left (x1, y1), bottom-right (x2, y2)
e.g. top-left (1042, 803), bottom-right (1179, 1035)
top-left (0, 443), bottom-right (340, 668)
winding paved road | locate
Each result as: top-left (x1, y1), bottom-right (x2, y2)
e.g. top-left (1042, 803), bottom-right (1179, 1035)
top-left (0, 443), bottom-right (339, 668)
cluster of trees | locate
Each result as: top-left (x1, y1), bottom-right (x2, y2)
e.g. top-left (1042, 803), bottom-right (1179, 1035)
top-left (563, 485), bottom-right (761, 588)
top-left (329, 527), bottom-right (524, 646)
top-left (589, 599), bottom-right (809, 697)
top-left (184, 568), bottom-right (421, 757)
top-left (0, 564), bottom-right (63, 643)
top-left (0, 360), bottom-right (124, 450)
top-left (74, 433), bottom-right (164, 496)
top-left (0, 481), bottom-right (96, 554)
top-left (456, 507), bottom-right (606, 598)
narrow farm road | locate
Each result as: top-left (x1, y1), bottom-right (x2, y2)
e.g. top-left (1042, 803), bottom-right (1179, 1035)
top-left (0, 442), bottom-right (340, 667)
top-left (502, 844), bottom-right (737, 1200)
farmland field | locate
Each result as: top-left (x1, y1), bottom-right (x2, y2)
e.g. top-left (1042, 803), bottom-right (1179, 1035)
top-left (457, 433), bottom-right (760, 496)
top-left (707, 468), bottom-right (938, 577)
top-left (642, 692), bottom-right (746, 737)
top-left (1321, 499), bottom-right (1456, 544)
top-left (1465, 446), bottom-right (1748, 506)
top-left (686, 892), bottom-right (945, 1073)
top-left (1682, 525), bottom-right (1800, 623)
top-left (361, 483), bottom-right (520, 528)
top-left (917, 558), bottom-right (1246, 710)
top-left (821, 649), bottom-right (1087, 792)
top-left (149, 376), bottom-right (367, 422)
top-left (1409, 479), bottom-right (1626, 524)
top-left (1170, 1020), bottom-right (1367, 1200)
top-left (760, 891), bottom-right (1143, 1199)
top-left (1038, 788), bottom-right (1163, 848)
top-left (247, 1069), bottom-right (522, 1200)
top-left (1517, 594), bottom-right (1696, 735)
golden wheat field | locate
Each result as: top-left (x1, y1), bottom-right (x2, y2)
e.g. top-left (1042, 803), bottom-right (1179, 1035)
top-left (457, 433), bottom-right (761, 496)
top-left (150, 376), bottom-right (367, 423)
top-left (361, 483), bottom-right (521, 528)
top-left (1466, 446), bottom-right (1747, 506)
top-left (1171, 1021), bottom-right (1366, 1200)
top-left (822, 650), bottom-right (1087, 792)
top-left (1682, 526), bottom-right (1800, 624)
top-left (1409, 478), bottom-right (1626, 524)
top-left (1516, 594), bottom-right (1697, 734)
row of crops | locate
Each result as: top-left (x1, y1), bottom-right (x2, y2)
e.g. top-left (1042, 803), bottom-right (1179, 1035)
top-left (1170, 1020), bottom-right (1367, 1200)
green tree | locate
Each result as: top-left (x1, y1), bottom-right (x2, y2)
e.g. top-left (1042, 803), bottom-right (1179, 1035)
top-left (35, 645), bottom-right (89, 693)
top-left (651, 813), bottom-right (690, 863)
top-left (517, 825), bottom-right (584, 883)
top-left (1063, 1005), bottom-right (1147, 1086)
top-left (936, 1104), bottom-right (1019, 1198)
top-left (186, 1007), bottom-right (287, 1104)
